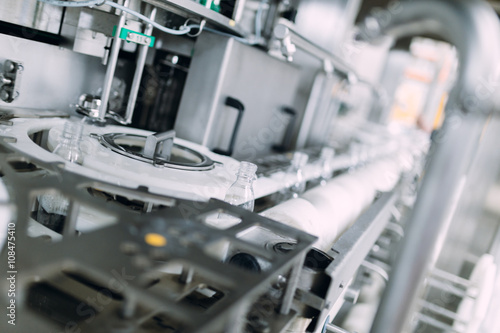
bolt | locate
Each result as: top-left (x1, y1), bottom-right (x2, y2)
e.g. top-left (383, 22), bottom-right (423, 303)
top-left (273, 242), bottom-right (296, 254)
top-left (4, 61), bottom-right (14, 73)
top-left (0, 89), bottom-right (10, 102)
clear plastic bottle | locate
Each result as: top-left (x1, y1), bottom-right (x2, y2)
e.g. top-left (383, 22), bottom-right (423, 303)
top-left (224, 161), bottom-right (258, 212)
top-left (53, 120), bottom-right (84, 165)
top-left (38, 120), bottom-right (85, 224)
top-left (284, 152), bottom-right (308, 199)
top-left (318, 147), bottom-right (335, 185)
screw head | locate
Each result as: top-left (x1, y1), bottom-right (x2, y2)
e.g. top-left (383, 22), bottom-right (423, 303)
top-left (0, 89), bottom-right (11, 102)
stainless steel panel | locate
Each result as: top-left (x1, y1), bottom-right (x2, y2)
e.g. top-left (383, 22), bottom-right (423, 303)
top-left (175, 31), bottom-right (302, 160)
top-left (0, 34), bottom-right (106, 111)
top-left (0, 0), bottom-right (63, 34)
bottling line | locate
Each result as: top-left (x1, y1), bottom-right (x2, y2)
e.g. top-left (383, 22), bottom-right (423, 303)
top-left (0, 0), bottom-right (499, 332)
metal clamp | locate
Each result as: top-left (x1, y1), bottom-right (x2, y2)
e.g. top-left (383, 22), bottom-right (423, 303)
top-left (0, 60), bottom-right (23, 103)
top-left (143, 130), bottom-right (176, 162)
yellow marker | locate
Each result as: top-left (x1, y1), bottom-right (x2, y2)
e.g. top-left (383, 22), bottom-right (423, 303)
top-left (145, 233), bottom-right (167, 247)
top-left (229, 19), bottom-right (236, 27)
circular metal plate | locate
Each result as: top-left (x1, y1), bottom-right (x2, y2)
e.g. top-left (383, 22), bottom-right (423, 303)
top-left (97, 133), bottom-right (215, 171)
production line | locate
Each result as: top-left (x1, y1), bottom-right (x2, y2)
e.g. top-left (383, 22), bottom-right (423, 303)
top-left (0, 0), bottom-right (500, 332)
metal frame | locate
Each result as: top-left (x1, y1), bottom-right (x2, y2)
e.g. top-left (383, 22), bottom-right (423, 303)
top-left (0, 130), bottom-right (316, 332)
top-left (294, 190), bottom-right (400, 332)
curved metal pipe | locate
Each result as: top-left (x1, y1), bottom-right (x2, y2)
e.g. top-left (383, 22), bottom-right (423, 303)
top-left (355, 1), bottom-right (500, 332)
top-left (358, 0), bottom-right (500, 113)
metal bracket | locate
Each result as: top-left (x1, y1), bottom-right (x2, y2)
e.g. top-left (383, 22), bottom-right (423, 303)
top-left (0, 60), bottom-right (23, 103)
top-left (143, 130), bottom-right (176, 162)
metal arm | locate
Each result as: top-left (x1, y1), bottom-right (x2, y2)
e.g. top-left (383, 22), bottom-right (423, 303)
top-left (355, 1), bottom-right (500, 332)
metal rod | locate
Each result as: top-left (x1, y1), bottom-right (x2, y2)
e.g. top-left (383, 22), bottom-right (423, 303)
top-left (431, 268), bottom-right (471, 288)
top-left (98, 0), bottom-right (129, 120)
top-left (63, 201), bottom-right (80, 237)
top-left (413, 313), bottom-right (462, 333)
top-left (426, 278), bottom-right (469, 298)
top-left (279, 251), bottom-right (305, 315)
top-left (417, 300), bottom-right (464, 322)
top-left (371, 114), bottom-right (485, 333)
top-left (232, 0), bottom-right (246, 22)
top-left (361, 1), bottom-right (500, 332)
top-left (121, 294), bottom-right (138, 319)
top-left (124, 6), bottom-right (157, 124)
top-left (384, 221), bottom-right (404, 238)
top-left (361, 260), bottom-right (389, 282)
top-left (325, 323), bottom-right (353, 333)
top-left (179, 266), bottom-right (194, 284)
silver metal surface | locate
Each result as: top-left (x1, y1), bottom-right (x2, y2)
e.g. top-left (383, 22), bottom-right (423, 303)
top-left (143, 129), bottom-right (175, 161)
top-left (0, 129), bottom-right (317, 332)
top-left (372, 114), bottom-right (487, 333)
top-left (417, 300), bottom-right (463, 322)
top-left (174, 31), bottom-right (302, 159)
top-left (95, 132), bottom-right (216, 171)
top-left (98, 0), bottom-right (128, 120)
top-left (0, 0), bottom-right (64, 34)
top-left (325, 323), bottom-right (354, 333)
top-left (431, 268), bottom-right (471, 288)
top-left (413, 313), bottom-right (462, 333)
top-left (0, 32), bottom-right (106, 111)
top-left (359, 1), bottom-right (500, 331)
top-left (361, 260), bottom-right (389, 282)
top-left (124, 6), bottom-right (156, 124)
top-left (295, 71), bottom-right (331, 148)
top-left (364, 1), bottom-right (500, 333)
top-left (232, 0), bottom-right (247, 22)
top-left (300, 190), bottom-right (398, 332)
top-left (76, 94), bottom-right (102, 117)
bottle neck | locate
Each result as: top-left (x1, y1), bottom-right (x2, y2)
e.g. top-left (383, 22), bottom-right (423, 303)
top-left (234, 173), bottom-right (255, 186)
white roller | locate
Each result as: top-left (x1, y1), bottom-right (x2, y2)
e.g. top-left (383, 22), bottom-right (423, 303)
top-left (369, 158), bottom-right (401, 192)
top-left (327, 174), bottom-right (376, 217)
top-left (301, 185), bottom-right (352, 241)
top-left (260, 198), bottom-right (330, 251)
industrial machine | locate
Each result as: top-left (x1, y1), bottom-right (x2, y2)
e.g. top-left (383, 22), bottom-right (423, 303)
top-left (0, 0), bottom-right (499, 332)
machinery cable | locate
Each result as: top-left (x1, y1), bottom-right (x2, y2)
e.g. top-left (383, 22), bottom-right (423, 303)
top-left (37, 0), bottom-right (191, 35)
top-left (38, 1), bottom-right (259, 45)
